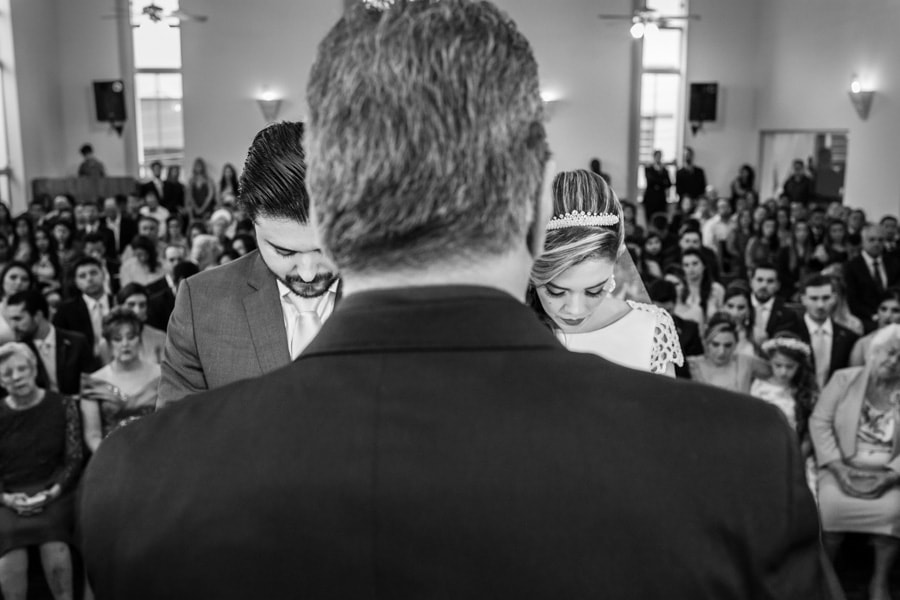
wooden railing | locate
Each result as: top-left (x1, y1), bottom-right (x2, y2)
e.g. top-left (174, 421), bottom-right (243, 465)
top-left (31, 177), bottom-right (138, 204)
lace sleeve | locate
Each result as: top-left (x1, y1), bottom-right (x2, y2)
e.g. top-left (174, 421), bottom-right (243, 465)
top-left (626, 302), bottom-right (685, 375)
top-left (650, 307), bottom-right (684, 375)
top-left (49, 396), bottom-right (85, 492)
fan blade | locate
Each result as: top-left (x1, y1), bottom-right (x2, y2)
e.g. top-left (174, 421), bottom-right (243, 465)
top-left (598, 14), bottom-right (635, 20)
top-left (655, 14), bottom-right (701, 20)
top-left (171, 10), bottom-right (208, 22)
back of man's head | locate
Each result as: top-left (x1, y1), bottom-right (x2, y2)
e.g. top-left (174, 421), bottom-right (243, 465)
top-left (238, 121), bottom-right (309, 224)
top-left (307, 0), bottom-right (549, 275)
top-left (7, 290), bottom-right (48, 321)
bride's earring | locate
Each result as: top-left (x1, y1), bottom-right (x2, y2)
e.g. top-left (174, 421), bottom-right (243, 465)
top-left (606, 274), bottom-right (617, 296)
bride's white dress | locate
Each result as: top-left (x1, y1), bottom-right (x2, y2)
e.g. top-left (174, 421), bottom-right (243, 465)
top-left (557, 301), bottom-right (684, 376)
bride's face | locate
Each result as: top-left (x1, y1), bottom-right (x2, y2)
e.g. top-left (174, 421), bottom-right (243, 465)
top-left (536, 258), bottom-right (615, 333)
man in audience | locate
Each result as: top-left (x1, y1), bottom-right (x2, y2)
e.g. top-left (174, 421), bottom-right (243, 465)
top-left (163, 165), bottom-right (186, 213)
top-left (845, 223), bottom-right (900, 331)
top-left (76, 200), bottom-right (117, 259)
top-left (81, 3), bottom-right (825, 598)
top-left (783, 158), bottom-right (814, 206)
top-left (3, 290), bottom-right (95, 395)
top-left (675, 146), bottom-right (706, 208)
top-left (668, 226), bottom-right (720, 282)
top-left (53, 256), bottom-right (113, 357)
top-left (749, 263), bottom-right (804, 344)
top-left (798, 273), bottom-right (858, 388)
top-left (77, 143), bottom-right (105, 178)
top-left (701, 197), bottom-right (735, 258)
top-left (103, 195), bottom-right (137, 255)
top-left (83, 232), bottom-right (121, 296)
top-left (146, 244), bottom-right (184, 330)
top-left (647, 279), bottom-right (702, 379)
top-left (140, 160), bottom-right (165, 202)
top-left (808, 207), bottom-right (827, 246)
top-left (157, 121), bottom-right (339, 407)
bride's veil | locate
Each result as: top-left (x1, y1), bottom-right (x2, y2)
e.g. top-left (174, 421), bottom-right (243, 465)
top-left (612, 244), bottom-right (651, 304)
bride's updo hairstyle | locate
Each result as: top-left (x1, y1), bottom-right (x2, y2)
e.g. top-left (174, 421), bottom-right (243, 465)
top-left (530, 169), bottom-right (624, 288)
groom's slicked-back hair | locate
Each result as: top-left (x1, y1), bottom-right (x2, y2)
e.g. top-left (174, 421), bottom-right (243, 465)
top-left (238, 121), bottom-right (309, 223)
top-left (307, 0), bottom-right (549, 274)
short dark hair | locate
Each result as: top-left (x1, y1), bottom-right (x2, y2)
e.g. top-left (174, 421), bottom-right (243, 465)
top-left (880, 215), bottom-right (898, 226)
top-left (173, 261), bottom-right (199, 285)
top-left (72, 255), bottom-right (103, 276)
top-left (80, 143), bottom-right (94, 156)
top-left (750, 263), bottom-right (779, 279)
top-left (82, 232), bottom-right (106, 247)
top-left (138, 214), bottom-right (159, 228)
top-left (800, 272), bottom-right (833, 294)
top-left (116, 282), bottom-right (148, 306)
top-left (150, 160), bottom-right (163, 170)
top-left (130, 235), bottom-right (159, 273)
top-left (6, 290), bottom-right (48, 319)
top-left (238, 121), bottom-right (308, 223)
top-left (647, 279), bottom-right (677, 304)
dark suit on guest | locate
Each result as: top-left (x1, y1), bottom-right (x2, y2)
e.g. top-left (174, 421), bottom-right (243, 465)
top-left (76, 224), bottom-right (118, 260)
top-left (162, 180), bottom-right (185, 213)
top-left (53, 295), bottom-right (114, 356)
top-left (643, 163), bottom-right (671, 220)
top-left (675, 165), bottom-right (707, 202)
top-left (761, 297), bottom-right (805, 339)
top-left (50, 327), bottom-right (97, 395)
top-left (799, 317), bottom-right (859, 385)
top-left (844, 253), bottom-right (900, 328)
top-left (105, 215), bottom-right (138, 256)
top-left (145, 277), bottom-right (176, 331)
top-left (80, 286), bottom-right (825, 599)
top-left (672, 313), bottom-right (702, 379)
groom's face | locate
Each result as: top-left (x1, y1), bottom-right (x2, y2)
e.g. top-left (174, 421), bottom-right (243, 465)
top-left (255, 216), bottom-right (338, 298)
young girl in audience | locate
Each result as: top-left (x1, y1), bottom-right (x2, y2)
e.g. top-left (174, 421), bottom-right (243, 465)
top-left (721, 285), bottom-right (757, 357)
top-left (751, 332), bottom-right (818, 494)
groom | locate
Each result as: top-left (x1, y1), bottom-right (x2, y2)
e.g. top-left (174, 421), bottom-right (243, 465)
top-left (80, 2), bottom-right (825, 598)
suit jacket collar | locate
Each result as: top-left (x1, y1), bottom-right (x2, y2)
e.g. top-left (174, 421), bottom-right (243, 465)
top-left (243, 252), bottom-right (290, 372)
top-left (303, 285), bottom-right (561, 357)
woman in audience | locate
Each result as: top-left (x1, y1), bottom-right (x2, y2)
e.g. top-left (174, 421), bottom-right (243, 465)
top-left (187, 221), bottom-right (208, 246)
top-left (639, 233), bottom-right (664, 281)
top-left (49, 220), bottom-right (78, 279)
top-left (851, 289), bottom-right (900, 367)
top-left (231, 233), bottom-right (257, 258)
top-left (678, 248), bottom-right (724, 326)
top-left (10, 216), bottom-right (35, 264)
top-left (163, 215), bottom-right (189, 252)
top-left (80, 309), bottom-right (160, 453)
top-left (0, 204), bottom-right (12, 242)
top-left (96, 284), bottom-right (166, 365)
top-left (188, 157), bottom-right (215, 223)
top-left (775, 206), bottom-right (793, 246)
top-left (529, 169), bottom-right (683, 376)
top-left (30, 227), bottom-right (62, 295)
top-left (745, 215), bottom-right (781, 273)
top-left (726, 209), bottom-right (754, 279)
top-left (190, 234), bottom-right (224, 271)
top-left (0, 262), bottom-right (33, 345)
top-left (721, 285), bottom-right (757, 357)
top-left (729, 164), bottom-right (756, 204)
top-left (119, 235), bottom-right (163, 287)
top-left (0, 342), bottom-right (82, 600)
top-left (218, 163), bottom-right (240, 207)
top-left (821, 268), bottom-right (865, 336)
top-left (811, 324), bottom-right (900, 600)
top-left (777, 219), bottom-right (815, 300)
top-left (687, 312), bottom-right (768, 393)
top-left (813, 219), bottom-right (850, 269)
top-left (751, 205), bottom-right (769, 234)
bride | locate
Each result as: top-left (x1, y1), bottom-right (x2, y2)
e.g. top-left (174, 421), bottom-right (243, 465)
top-left (528, 169), bottom-right (683, 376)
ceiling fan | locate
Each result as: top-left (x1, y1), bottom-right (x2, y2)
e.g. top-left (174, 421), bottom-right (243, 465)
top-left (599, 3), bottom-right (699, 38)
top-left (102, 3), bottom-right (208, 27)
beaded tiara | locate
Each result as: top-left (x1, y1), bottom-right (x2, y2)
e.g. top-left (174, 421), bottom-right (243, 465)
top-left (761, 337), bottom-right (811, 357)
top-left (546, 211), bottom-right (620, 231)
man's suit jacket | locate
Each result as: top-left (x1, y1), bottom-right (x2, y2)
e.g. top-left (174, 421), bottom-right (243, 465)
top-left (764, 297), bottom-right (805, 339)
top-left (81, 286), bottom-right (825, 599)
top-left (52, 327), bottom-right (97, 395)
top-left (145, 278), bottom-right (176, 332)
top-left (672, 313), bottom-right (702, 379)
top-left (157, 251), bottom-right (290, 407)
top-left (162, 181), bottom-right (185, 213)
top-left (799, 317), bottom-right (859, 383)
top-left (106, 216), bottom-right (138, 256)
top-left (844, 253), bottom-right (900, 326)
top-left (675, 165), bottom-right (706, 200)
top-left (53, 295), bottom-right (114, 355)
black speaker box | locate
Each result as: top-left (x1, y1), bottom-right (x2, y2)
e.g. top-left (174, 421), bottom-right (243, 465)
top-left (689, 82), bottom-right (718, 122)
top-left (93, 80), bottom-right (126, 123)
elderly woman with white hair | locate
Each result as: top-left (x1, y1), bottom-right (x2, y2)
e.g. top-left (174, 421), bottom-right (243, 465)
top-left (190, 234), bottom-right (224, 271)
top-left (0, 342), bottom-right (82, 600)
top-left (811, 323), bottom-right (900, 600)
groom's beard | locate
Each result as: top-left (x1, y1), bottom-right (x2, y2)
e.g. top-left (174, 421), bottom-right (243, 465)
top-left (278, 271), bottom-right (338, 298)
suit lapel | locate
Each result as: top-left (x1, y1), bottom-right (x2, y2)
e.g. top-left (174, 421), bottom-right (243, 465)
top-left (243, 253), bottom-right (290, 373)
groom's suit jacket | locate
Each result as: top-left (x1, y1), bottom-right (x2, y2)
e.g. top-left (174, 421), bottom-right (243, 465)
top-left (83, 285), bottom-right (825, 599)
top-left (157, 251), bottom-right (292, 407)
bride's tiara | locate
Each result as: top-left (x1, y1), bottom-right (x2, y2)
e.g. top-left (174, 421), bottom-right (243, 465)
top-left (546, 211), bottom-right (620, 231)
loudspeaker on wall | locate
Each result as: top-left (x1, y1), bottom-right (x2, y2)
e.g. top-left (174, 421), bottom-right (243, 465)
top-left (93, 80), bottom-right (126, 123)
top-left (689, 82), bottom-right (718, 123)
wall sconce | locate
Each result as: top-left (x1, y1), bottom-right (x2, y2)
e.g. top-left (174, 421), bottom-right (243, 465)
top-left (540, 90), bottom-right (561, 119)
top-left (848, 74), bottom-right (874, 120)
top-left (256, 89), bottom-right (283, 123)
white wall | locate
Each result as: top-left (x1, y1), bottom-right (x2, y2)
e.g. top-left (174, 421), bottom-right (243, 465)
top-left (683, 0), bottom-right (762, 196)
top-left (6, 0), bottom-right (66, 210)
top-left (756, 0), bottom-right (900, 218)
